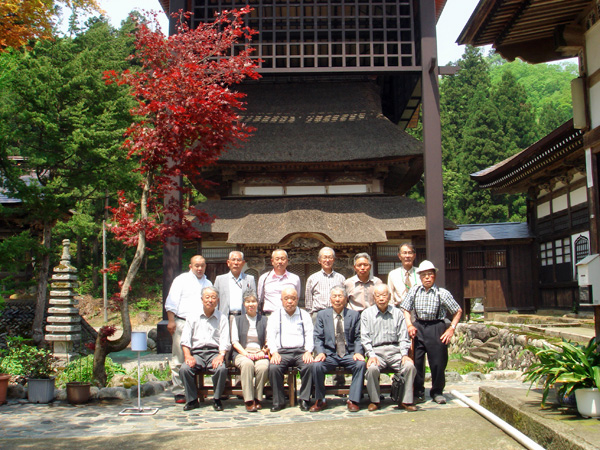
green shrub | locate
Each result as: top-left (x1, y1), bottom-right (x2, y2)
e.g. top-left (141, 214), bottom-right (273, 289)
top-left (135, 298), bottom-right (151, 311)
top-left (0, 337), bottom-right (57, 378)
top-left (56, 354), bottom-right (127, 388)
top-left (130, 365), bottom-right (171, 384)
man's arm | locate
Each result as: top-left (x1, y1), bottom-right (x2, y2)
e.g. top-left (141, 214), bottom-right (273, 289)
top-left (304, 275), bottom-right (315, 313)
top-left (164, 275), bottom-right (183, 334)
top-left (440, 307), bottom-right (462, 345)
top-left (182, 345), bottom-right (196, 368)
top-left (313, 311), bottom-right (326, 361)
top-left (350, 312), bottom-right (365, 361)
top-left (360, 311), bottom-right (375, 358)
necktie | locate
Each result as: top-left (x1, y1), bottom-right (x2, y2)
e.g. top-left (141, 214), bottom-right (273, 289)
top-left (335, 314), bottom-right (346, 357)
top-left (404, 270), bottom-right (412, 296)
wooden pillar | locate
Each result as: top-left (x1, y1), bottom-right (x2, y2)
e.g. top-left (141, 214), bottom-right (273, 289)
top-left (420, 0), bottom-right (446, 284)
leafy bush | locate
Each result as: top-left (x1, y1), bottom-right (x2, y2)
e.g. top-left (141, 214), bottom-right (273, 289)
top-left (56, 354), bottom-right (126, 388)
top-left (0, 338), bottom-right (57, 379)
top-left (130, 365), bottom-right (171, 384)
top-left (135, 298), bottom-right (151, 311)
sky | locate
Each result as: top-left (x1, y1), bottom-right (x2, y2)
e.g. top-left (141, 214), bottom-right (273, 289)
top-left (86, 0), bottom-right (483, 66)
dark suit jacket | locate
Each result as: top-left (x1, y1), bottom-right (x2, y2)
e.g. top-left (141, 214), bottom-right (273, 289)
top-left (314, 307), bottom-right (363, 356)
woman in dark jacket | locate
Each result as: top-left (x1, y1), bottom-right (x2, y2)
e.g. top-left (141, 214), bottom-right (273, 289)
top-left (231, 290), bottom-right (269, 412)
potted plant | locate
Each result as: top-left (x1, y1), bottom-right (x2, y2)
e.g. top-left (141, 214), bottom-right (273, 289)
top-left (523, 338), bottom-right (600, 418)
top-left (21, 345), bottom-right (57, 404)
top-left (65, 354), bottom-right (92, 404)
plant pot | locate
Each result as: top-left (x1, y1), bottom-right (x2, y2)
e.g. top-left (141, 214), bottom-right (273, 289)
top-left (27, 378), bottom-right (55, 404)
top-left (575, 387), bottom-right (600, 418)
top-left (66, 382), bottom-right (91, 404)
top-left (0, 373), bottom-right (9, 405)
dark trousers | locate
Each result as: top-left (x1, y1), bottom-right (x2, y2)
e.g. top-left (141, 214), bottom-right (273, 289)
top-left (414, 320), bottom-right (448, 398)
top-left (179, 348), bottom-right (228, 403)
top-left (268, 347), bottom-right (312, 408)
top-left (312, 354), bottom-right (365, 404)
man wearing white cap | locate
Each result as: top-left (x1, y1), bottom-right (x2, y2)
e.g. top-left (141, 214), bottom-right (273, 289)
top-left (400, 260), bottom-right (462, 404)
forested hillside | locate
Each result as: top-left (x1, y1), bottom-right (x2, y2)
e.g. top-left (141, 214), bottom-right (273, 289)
top-left (409, 46), bottom-right (577, 225)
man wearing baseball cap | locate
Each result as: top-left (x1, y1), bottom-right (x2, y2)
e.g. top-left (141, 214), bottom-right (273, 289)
top-left (400, 260), bottom-right (462, 404)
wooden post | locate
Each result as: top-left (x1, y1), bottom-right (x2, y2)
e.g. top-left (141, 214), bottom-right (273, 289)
top-left (420, 0), bottom-right (446, 285)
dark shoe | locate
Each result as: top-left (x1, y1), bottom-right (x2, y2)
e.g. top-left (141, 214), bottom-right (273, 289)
top-left (433, 394), bottom-right (447, 404)
top-left (415, 394), bottom-right (426, 404)
top-left (213, 399), bottom-right (224, 411)
top-left (245, 401), bottom-right (258, 412)
top-left (347, 400), bottom-right (360, 412)
top-left (309, 399), bottom-right (327, 412)
top-left (254, 399), bottom-right (262, 410)
top-left (270, 404), bottom-right (285, 412)
top-left (299, 399), bottom-right (311, 411)
top-left (400, 403), bottom-right (418, 412)
top-left (174, 394), bottom-right (186, 404)
top-left (219, 395), bottom-right (230, 401)
top-left (183, 400), bottom-right (199, 411)
top-left (367, 402), bottom-right (380, 411)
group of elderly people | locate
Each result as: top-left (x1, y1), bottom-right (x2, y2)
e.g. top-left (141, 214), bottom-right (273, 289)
top-left (165, 245), bottom-right (462, 413)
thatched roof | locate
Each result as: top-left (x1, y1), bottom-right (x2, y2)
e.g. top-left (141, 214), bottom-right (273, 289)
top-left (219, 80), bottom-right (422, 163)
top-left (195, 195), bottom-right (455, 244)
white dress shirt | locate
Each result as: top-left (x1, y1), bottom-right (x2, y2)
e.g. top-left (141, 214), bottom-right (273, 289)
top-left (266, 307), bottom-right (314, 353)
top-left (257, 270), bottom-right (302, 313)
top-left (180, 309), bottom-right (230, 353)
top-left (165, 271), bottom-right (213, 320)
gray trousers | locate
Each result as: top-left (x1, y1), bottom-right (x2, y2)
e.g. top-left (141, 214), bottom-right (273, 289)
top-left (170, 318), bottom-right (186, 394)
top-left (366, 344), bottom-right (415, 404)
top-left (179, 348), bottom-right (228, 403)
top-left (268, 348), bottom-right (312, 408)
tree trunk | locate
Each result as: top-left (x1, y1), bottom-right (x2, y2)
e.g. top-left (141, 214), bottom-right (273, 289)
top-left (92, 177), bottom-right (151, 385)
top-left (32, 221), bottom-right (52, 346)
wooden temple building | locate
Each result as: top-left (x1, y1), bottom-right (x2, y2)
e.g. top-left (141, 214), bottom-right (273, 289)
top-left (460, 0), bottom-right (600, 336)
top-left (157, 0), bottom-right (451, 308)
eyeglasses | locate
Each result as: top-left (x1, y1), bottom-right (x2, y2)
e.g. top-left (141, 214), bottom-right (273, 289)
top-left (320, 256), bottom-right (334, 261)
top-left (400, 252), bottom-right (415, 256)
top-left (203, 295), bottom-right (218, 300)
top-left (374, 293), bottom-right (389, 298)
top-left (330, 294), bottom-right (345, 299)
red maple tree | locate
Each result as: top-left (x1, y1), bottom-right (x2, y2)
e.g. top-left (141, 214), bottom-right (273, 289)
top-left (92, 8), bottom-right (259, 385)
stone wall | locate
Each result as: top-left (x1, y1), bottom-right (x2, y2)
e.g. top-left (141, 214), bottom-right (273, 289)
top-left (0, 299), bottom-right (35, 347)
top-left (449, 323), bottom-right (548, 371)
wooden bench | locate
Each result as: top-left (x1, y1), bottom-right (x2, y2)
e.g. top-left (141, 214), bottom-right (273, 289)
top-left (195, 366), bottom-right (393, 405)
top-left (195, 366), bottom-right (299, 406)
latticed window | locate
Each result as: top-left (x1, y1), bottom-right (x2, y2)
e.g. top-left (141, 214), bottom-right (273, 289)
top-left (189, 0), bottom-right (418, 72)
top-left (575, 235), bottom-right (589, 263)
top-left (465, 249), bottom-right (506, 269)
top-left (540, 241), bottom-right (553, 267)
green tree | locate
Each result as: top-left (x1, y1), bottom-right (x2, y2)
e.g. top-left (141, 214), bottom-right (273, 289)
top-left (0, 17), bottom-right (137, 344)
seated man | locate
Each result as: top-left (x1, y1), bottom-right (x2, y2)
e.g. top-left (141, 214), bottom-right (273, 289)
top-left (267, 287), bottom-right (314, 412)
top-left (311, 287), bottom-right (366, 412)
top-left (361, 284), bottom-right (417, 412)
top-left (179, 286), bottom-right (230, 411)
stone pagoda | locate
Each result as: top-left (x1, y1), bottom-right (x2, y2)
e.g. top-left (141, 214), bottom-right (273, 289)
top-left (45, 239), bottom-right (81, 360)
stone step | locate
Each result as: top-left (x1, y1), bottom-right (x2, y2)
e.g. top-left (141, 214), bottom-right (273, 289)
top-left (45, 324), bottom-right (82, 333)
top-left (463, 355), bottom-right (488, 365)
top-left (469, 350), bottom-right (496, 362)
top-left (472, 346), bottom-right (498, 356)
top-left (47, 316), bottom-right (81, 323)
top-left (49, 298), bottom-right (78, 306)
top-left (48, 307), bottom-right (79, 315)
top-left (45, 334), bottom-right (82, 341)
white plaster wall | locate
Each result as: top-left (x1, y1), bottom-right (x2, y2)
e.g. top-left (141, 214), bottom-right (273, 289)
top-left (537, 201), bottom-right (551, 218)
top-left (552, 194), bottom-right (568, 212)
top-left (286, 185), bottom-right (326, 195)
top-left (570, 185), bottom-right (588, 206)
top-left (328, 184), bottom-right (368, 194)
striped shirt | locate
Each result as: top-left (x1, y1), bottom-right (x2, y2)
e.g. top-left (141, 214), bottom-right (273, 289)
top-left (401, 284), bottom-right (460, 321)
top-left (304, 269), bottom-right (345, 313)
top-left (360, 304), bottom-right (411, 358)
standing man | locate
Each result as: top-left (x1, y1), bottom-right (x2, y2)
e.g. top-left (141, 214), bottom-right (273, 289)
top-left (305, 247), bottom-right (345, 322)
top-left (179, 286), bottom-right (230, 411)
top-left (401, 260), bottom-right (462, 405)
top-left (387, 243), bottom-right (421, 307)
top-left (344, 253), bottom-right (382, 312)
top-left (165, 255), bottom-right (213, 403)
top-left (257, 249), bottom-right (301, 315)
top-left (361, 284), bottom-right (417, 412)
top-left (311, 287), bottom-right (366, 412)
top-left (214, 250), bottom-right (257, 320)
top-left (267, 287), bottom-right (314, 412)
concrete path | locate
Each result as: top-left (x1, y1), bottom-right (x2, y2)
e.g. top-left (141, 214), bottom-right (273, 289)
top-left (0, 378), bottom-right (528, 450)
